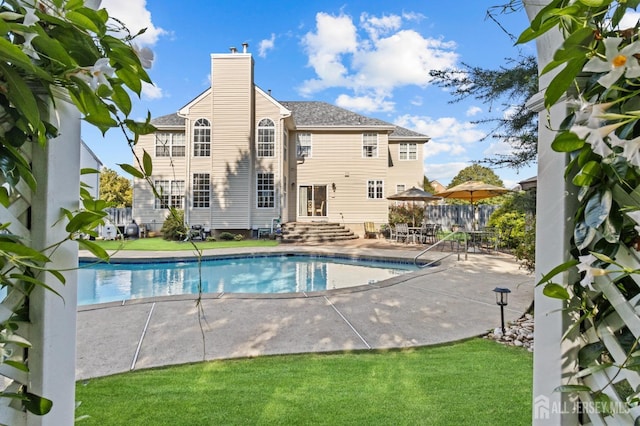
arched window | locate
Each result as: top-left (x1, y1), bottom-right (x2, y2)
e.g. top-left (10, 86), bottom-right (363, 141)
top-left (193, 118), bottom-right (211, 157)
top-left (257, 118), bottom-right (275, 157)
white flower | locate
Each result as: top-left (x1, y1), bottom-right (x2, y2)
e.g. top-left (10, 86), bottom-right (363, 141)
top-left (577, 254), bottom-right (597, 288)
top-left (570, 122), bottom-right (621, 158)
top-left (21, 31), bottom-right (39, 60)
top-left (609, 133), bottom-right (640, 167)
top-left (133, 45), bottom-right (154, 69)
top-left (22, 5), bottom-right (39, 27)
top-left (584, 37), bottom-right (640, 88)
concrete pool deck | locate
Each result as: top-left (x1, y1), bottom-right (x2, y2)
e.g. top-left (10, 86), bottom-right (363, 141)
top-left (76, 240), bottom-right (535, 380)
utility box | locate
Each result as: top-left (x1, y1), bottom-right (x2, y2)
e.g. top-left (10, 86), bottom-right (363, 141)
top-left (103, 224), bottom-right (117, 240)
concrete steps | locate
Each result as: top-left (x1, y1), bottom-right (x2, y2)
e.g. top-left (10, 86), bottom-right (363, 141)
top-left (280, 222), bottom-right (359, 243)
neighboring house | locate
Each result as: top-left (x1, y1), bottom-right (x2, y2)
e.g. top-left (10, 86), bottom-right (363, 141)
top-left (132, 46), bottom-right (429, 236)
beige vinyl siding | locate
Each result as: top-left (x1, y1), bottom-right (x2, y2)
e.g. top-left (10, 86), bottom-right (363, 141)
top-left (210, 54), bottom-right (253, 229)
top-left (294, 130), bottom-right (390, 224)
top-left (387, 140), bottom-right (425, 196)
top-left (132, 131), bottom-right (188, 231)
top-left (253, 91), bottom-right (283, 228)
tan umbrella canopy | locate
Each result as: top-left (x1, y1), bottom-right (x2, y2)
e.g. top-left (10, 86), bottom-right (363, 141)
top-left (436, 181), bottom-right (510, 204)
top-left (387, 186), bottom-right (442, 202)
top-left (436, 181), bottom-right (511, 229)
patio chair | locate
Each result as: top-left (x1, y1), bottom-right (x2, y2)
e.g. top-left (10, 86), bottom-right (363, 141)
top-left (186, 224), bottom-right (205, 241)
top-left (364, 222), bottom-right (378, 239)
top-left (418, 223), bottom-right (438, 244)
top-left (394, 223), bottom-right (410, 243)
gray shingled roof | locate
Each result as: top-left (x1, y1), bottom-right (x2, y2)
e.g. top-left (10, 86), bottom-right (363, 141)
top-left (280, 101), bottom-right (426, 139)
top-left (152, 113), bottom-right (185, 126)
top-left (151, 101), bottom-right (427, 139)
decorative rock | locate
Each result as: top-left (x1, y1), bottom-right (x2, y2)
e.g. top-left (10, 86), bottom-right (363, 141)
top-left (485, 314), bottom-right (535, 351)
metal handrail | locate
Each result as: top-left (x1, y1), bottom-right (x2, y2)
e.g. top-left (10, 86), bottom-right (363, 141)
top-left (413, 230), bottom-right (468, 268)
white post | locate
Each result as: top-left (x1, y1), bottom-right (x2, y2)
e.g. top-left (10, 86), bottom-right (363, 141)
top-left (523, 1), bottom-right (581, 424)
top-left (27, 97), bottom-right (80, 425)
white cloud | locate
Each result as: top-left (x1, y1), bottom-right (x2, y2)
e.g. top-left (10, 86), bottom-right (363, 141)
top-left (141, 81), bottom-right (163, 100)
top-left (424, 162), bottom-right (469, 184)
top-left (299, 11), bottom-right (459, 112)
top-left (259, 33), bottom-right (276, 58)
top-left (410, 96), bottom-right (423, 106)
top-left (395, 114), bottom-right (486, 145)
top-left (466, 106), bottom-right (482, 116)
top-left (101, 0), bottom-right (167, 46)
top-left (483, 139), bottom-right (513, 157)
top-left (335, 94), bottom-right (394, 113)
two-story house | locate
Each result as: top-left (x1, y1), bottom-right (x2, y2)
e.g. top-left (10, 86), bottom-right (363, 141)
top-left (132, 45), bottom-right (429, 237)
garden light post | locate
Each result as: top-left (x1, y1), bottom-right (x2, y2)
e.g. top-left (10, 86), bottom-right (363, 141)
top-left (493, 287), bottom-right (511, 334)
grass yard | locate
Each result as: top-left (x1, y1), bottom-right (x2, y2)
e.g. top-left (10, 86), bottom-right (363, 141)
top-left (76, 338), bottom-right (532, 425)
top-left (88, 237), bottom-right (279, 251)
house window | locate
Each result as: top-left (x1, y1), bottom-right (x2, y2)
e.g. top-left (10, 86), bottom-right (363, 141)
top-left (362, 133), bottom-right (378, 158)
top-left (257, 173), bottom-right (274, 208)
top-left (396, 184), bottom-right (405, 193)
top-left (192, 173), bottom-right (210, 208)
top-left (193, 118), bottom-right (211, 157)
top-left (154, 179), bottom-right (184, 209)
top-left (257, 118), bottom-right (275, 157)
top-left (367, 179), bottom-right (384, 199)
top-left (399, 143), bottom-right (417, 160)
top-left (155, 132), bottom-right (185, 157)
top-left (297, 132), bottom-right (312, 158)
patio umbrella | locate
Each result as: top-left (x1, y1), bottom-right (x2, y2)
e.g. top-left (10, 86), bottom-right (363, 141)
top-left (387, 186), bottom-right (441, 226)
top-left (436, 181), bottom-right (511, 228)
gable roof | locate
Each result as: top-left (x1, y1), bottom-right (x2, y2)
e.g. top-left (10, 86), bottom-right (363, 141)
top-left (152, 100), bottom-right (428, 141)
top-left (279, 101), bottom-right (427, 140)
top-left (152, 113), bottom-right (185, 126)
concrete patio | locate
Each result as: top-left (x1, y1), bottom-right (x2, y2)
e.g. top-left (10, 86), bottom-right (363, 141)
top-left (76, 241), bottom-right (535, 380)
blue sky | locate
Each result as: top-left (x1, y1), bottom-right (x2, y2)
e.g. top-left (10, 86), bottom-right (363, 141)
top-left (86, 0), bottom-right (538, 189)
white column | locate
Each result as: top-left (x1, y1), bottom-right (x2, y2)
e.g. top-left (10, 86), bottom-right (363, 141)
top-left (27, 97), bottom-right (80, 425)
top-left (523, 1), bottom-right (581, 424)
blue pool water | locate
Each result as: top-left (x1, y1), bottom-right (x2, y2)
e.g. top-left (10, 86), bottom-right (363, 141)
top-left (78, 255), bottom-right (418, 305)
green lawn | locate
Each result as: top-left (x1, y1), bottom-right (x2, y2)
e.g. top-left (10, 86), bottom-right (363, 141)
top-left (75, 338), bottom-right (532, 425)
top-left (88, 237), bottom-right (279, 251)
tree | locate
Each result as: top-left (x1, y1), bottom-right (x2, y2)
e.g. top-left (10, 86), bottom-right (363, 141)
top-left (429, 6), bottom-right (538, 171)
top-left (449, 164), bottom-right (504, 188)
top-left (100, 168), bottom-right (132, 207)
top-left (423, 176), bottom-right (436, 194)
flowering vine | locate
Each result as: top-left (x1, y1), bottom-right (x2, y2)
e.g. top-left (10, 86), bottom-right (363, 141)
top-left (522, 0), bottom-right (640, 416)
top-left (0, 0), bottom-right (157, 416)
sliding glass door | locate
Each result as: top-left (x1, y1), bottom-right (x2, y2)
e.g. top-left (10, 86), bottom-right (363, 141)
top-left (298, 185), bottom-right (327, 217)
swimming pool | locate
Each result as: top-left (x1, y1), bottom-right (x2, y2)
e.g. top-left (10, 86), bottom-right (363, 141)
top-left (78, 254), bottom-right (419, 305)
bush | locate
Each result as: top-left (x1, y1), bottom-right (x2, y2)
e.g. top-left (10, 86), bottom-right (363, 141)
top-left (389, 204), bottom-right (423, 226)
top-left (218, 232), bottom-right (235, 241)
top-left (161, 209), bottom-right (187, 241)
top-left (233, 234), bottom-right (244, 241)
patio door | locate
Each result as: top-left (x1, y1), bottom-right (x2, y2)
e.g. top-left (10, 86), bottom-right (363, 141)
top-left (298, 185), bottom-right (326, 217)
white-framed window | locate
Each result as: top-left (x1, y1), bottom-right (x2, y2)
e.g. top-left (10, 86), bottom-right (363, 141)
top-left (257, 173), bottom-right (275, 208)
top-left (297, 132), bottom-right (312, 158)
top-left (192, 173), bottom-right (210, 208)
top-left (396, 184), bottom-right (405, 193)
top-left (399, 143), bottom-right (417, 160)
top-left (362, 133), bottom-right (378, 158)
top-left (257, 118), bottom-right (275, 157)
top-left (193, 118), bottom-right (211, 157)
top-left (283, 130), bottom-right (288, 161)
top-left (367, 179), bottom-right (384, 199)
top-left (155, 132), bottom-right (185, 157)
top-left (154, 179), bottom-right (184, 209)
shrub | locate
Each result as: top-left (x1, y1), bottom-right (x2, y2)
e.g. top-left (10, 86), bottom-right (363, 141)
top-left (389, 204), bottom-right (423, 226)
top-left (161, 209), bottom-right (187, 241)
top-left (219, 232), bottom-right (235, 241)
top-left (233, 234), bottom-right (244, 241)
